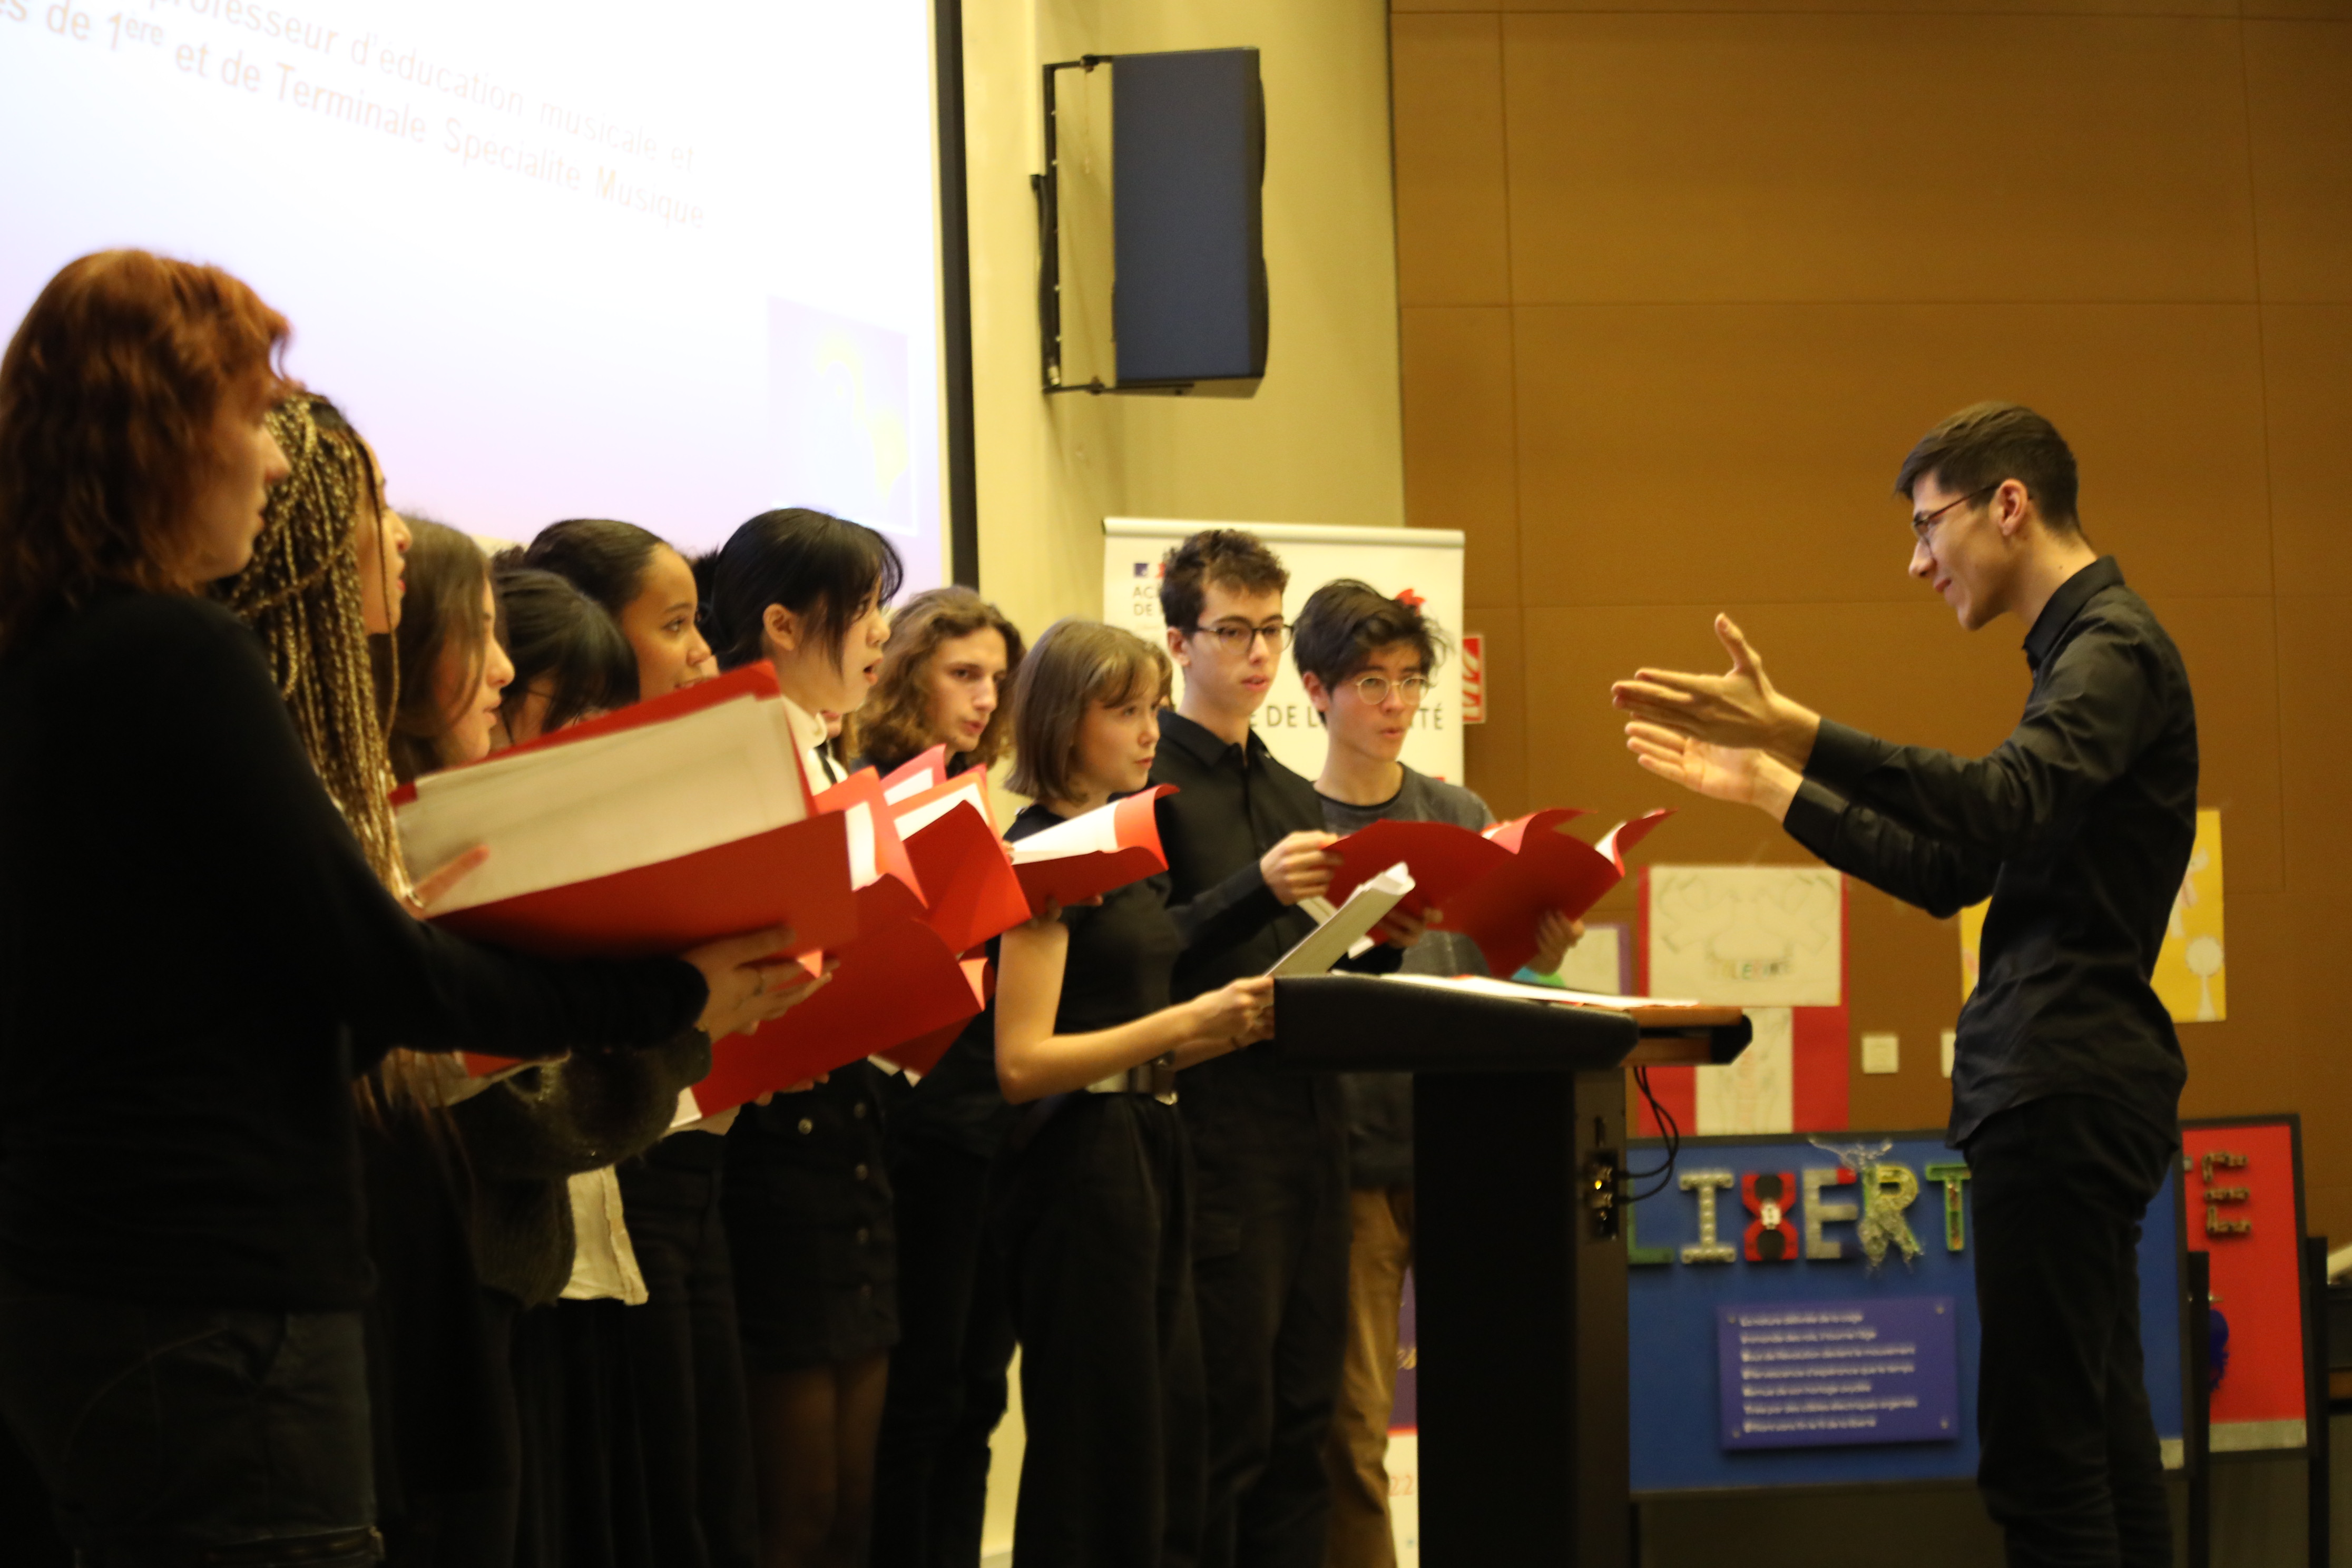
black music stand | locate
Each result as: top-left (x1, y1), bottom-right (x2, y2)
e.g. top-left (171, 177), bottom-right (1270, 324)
top-left (1265, 975), bottom-right (1749, 1566)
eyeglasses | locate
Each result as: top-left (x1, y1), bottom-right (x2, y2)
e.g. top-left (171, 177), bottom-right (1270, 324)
top-left (1344, 673), bottom-right (1430, 707)
top-left (1912, 485), bottom-right (1997, 543)
top-left (1188, 621), bottom-right (1290, 653)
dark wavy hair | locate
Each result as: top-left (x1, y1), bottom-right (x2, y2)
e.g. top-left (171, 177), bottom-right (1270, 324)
top-left (0, 250), bottom-right (294, 653)
top-left (706, 507), bottom-right (903, 674)
top-left (488, 560), bottom-right (638, 737)
top-left (848, 586), bottom-right (1026, 774)
top-left (389, 518), bottom-right (494, 783)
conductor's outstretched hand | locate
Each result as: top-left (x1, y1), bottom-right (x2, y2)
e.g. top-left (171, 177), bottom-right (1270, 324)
top-left (1624, 724), bottom-right (1800, 821)
top-left (1610, 615), bottom-right (1819, 767)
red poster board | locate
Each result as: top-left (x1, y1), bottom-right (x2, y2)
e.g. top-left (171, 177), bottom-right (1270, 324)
top-left (2180, 1116), bottom-right (2309, 1453)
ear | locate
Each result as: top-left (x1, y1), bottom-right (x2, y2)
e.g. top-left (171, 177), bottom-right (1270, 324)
top-left (1165, 625), bottom-right (1192, 671)
top-left (1992, 478), bottom-right (2034, 543)
top-left (762, 603), bottom-right (800, 656)
top-left (1300, 670), bottom-right (1331, 717)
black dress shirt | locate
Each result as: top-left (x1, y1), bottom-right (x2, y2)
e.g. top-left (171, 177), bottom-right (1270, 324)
top-left (1149, 710), bottom-right (1327, 1001)
top-left (1781, 557), bottom-right (2197, 1146)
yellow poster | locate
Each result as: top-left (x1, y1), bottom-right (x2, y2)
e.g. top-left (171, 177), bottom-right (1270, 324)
top-left (1958, 809), bottom-right (2223, 1023)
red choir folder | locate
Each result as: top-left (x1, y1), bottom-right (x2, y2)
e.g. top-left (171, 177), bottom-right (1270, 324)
top-left (1319, 818), bottom-right (1523, 918)
top-left (1433, 809), bottom-right (1674, 976)
top-left (435, 812), bottom-right (856, 959)
top-left (1007, 786), bottom-right (1178, 912)
top-left (400, 661), bottom-right (859, 962)
top-left (880, 744), bottom-right (951, 801)
top-left (885, 770), bottom-right (1029, 956)
top-left (684, 920), bottom-right (991, 1116)
top-left (873, 958), bottom-right (993, 1076)
top-left (815, 767), bottom-right (927, 916)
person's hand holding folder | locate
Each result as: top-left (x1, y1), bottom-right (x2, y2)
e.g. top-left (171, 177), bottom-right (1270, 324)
top-left (687, 926), bottom-right (831, 1041)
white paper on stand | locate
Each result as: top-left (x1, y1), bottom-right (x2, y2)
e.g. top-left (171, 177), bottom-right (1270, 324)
top-left (1386, 973), bottom-right (1701, 1011)
top-left (1268, 864), bottom-right (1415, 977)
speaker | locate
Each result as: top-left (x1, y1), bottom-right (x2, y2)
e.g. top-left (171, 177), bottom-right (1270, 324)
top-left (1110, 48), bottom-right (1266, 395)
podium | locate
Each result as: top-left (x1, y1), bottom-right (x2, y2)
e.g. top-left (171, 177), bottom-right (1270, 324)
top-left (1265, 976), bottom-right (1750, 1566)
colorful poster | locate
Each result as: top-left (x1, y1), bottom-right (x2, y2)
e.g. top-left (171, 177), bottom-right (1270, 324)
top-left (1960, 809), bottom-right (2224, 1023)
top-left (2181, 1119), bottom-right (2307, 1452)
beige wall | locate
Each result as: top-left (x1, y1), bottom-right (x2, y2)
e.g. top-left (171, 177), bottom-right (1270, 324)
top-left (1391, 1), bottom-right (2352, 1242)
top-left (960, 0), bottom-right (1408, 647)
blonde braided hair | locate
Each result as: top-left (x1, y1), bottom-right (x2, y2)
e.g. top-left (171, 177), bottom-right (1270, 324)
top-left (215, 394), bottom-right (406, 894)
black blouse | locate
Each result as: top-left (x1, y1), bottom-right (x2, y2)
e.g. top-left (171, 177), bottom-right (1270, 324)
top-left (894, 796), bottom-right (1184, 1150)
top-left (0, 591), bottom-right (707, 1310)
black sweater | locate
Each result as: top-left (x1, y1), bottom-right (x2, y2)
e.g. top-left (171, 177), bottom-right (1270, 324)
top-left (0, 591), bottom-right (707, 1310)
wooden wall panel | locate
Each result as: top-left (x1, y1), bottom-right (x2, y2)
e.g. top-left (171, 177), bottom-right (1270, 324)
top-left (1458, 603), bottom-right (1528, 815)
top-left (1390, 14), bottom-right (1511, 306)
top-left (1511, 303), bottom-right (2271, 610)
top-left (1500, 14), bottom-right (2258, 304)
top-left (2245, 21), bottom-right (2352, 301)
top-left (2274, 596), bottom-right (2352, 890)
top-left (1394, 3), bottom-right (2350, 1216)
top-left (1844, 883), bottom-right (1975, 1134)
top-left (1400, 307), bottom-right (1520, 606)
top-left (2262, 303), bottom-right (2352, 591)
top-left (2145, 596), bottom-right (2284, 894)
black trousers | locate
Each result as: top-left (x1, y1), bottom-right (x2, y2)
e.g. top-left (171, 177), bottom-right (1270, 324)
top-left (996, 1095), bottom-right (1204, 1568)
top-left (617, 1138), bottom-right (759, 1568)
top-left (0, 1287), bottom-right (378, 1567)
top-left (1179, 1067), bottom-right (1349, 1568)
top-left (1967, 1094), bottom-right (2177, 1568)
top-left (871, 1135), bottom-right (1016, 1568)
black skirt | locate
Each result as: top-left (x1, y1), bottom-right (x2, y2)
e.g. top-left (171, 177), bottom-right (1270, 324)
top-left (721, 1062), bottom-right (899, 1371)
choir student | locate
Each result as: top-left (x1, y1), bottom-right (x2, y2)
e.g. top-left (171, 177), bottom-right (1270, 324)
top-left (0, 250), bottom-right (800, 1565)
top-left (863, 588), bottom-right (1030, 1568)
top-left (992, 619), bottom-right (1277, 1568)
top-left (705, 507), bottom-right (903, 1568)
top-left (371, 516), bottom-right (518, 1566)
top-left (1289, 581), bottom-right (1581, 1568)
top-left (528, 517), bottom-right (758, 1568)
top-left (1144, 530), bottom-right (1419, 1568)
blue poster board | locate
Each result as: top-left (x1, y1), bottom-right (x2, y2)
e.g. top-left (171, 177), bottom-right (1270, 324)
top-left (1627, 1131), bottom-right (2185, 1494)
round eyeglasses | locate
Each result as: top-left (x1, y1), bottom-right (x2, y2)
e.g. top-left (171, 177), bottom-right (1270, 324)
top-left (1345, 673), bottom-right (1430, 707)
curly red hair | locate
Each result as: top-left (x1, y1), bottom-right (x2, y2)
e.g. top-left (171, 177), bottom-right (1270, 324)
top-left (0, 250), bottom-right (293, 653)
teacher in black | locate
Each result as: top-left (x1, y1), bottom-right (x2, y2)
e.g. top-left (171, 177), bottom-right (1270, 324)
top-left (1613, 401), bottom-right (2195, 1568)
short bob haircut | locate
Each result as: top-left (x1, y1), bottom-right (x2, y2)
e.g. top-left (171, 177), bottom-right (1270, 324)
top-left (1894, 401), bottom-right (2081, 534)
top-left (1007, 618), bottom-right (1172, 806)
top-left (388, 518), bottom-right (494, 783)
top-left (525, 517), bottom-right (670, 618)
top-left (1157, 527), bottom-right (1288, 633)
top-left (849, 586), bottom-right (1028, 775)
top-left (489, 561), bottom-right (639, 737)
top-left (706, 507), bottom-right (904, 674)
top-left (0, 250), bottom-right (294, 653)
top-left (1291, 579), bottom-right (1450, 693)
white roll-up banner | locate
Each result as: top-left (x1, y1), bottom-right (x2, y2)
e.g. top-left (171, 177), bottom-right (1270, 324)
top-left (1102, 518), bottom-right (1467, 787)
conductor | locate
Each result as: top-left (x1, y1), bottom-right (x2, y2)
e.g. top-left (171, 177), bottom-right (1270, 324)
top-left (1612, 402), bottom-right (2196, 1568)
